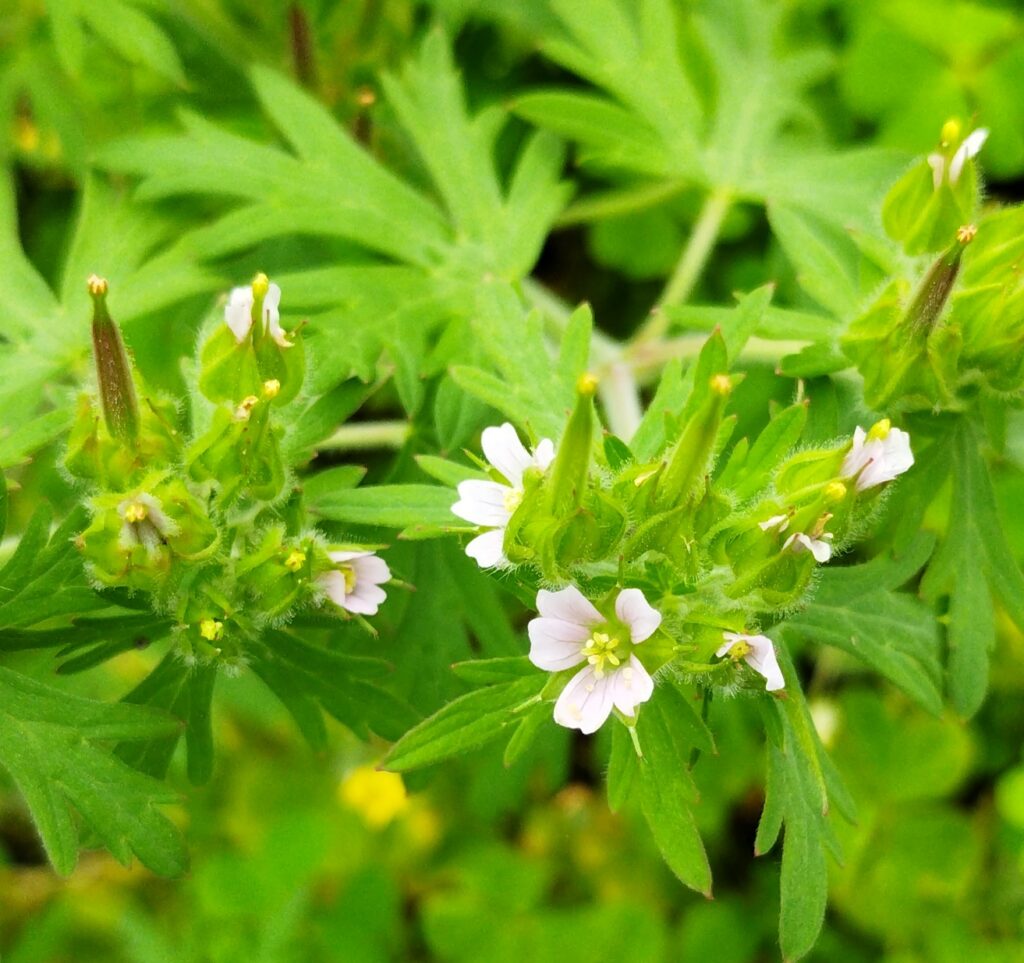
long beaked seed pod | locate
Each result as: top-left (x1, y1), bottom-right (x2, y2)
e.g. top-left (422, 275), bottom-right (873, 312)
top-left (88, 275), bottom-right (139, 444)
top-left (905, 225), bottom-right (976, 334)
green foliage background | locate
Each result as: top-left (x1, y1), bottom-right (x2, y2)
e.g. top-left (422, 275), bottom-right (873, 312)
top-left (2, 0), bottom-right (1024, 960)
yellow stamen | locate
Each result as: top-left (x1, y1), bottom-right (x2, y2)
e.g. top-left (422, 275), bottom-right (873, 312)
top-left (263, 378), bottom-right (281, 399)
top-left (285, 549), bottom-right (306, 572)
top-left (123, 501), bottom-right (148, 523)
top-left (956, 224), bottom-right (977, 245)
top-left (581, 632), bottom-right (622, 678)
top-left (727, 640), bottom-right (752, 661)
top-left (200, 618), bottom-right (224, 641)
top-left (867, 418), bottom-right (891, 441)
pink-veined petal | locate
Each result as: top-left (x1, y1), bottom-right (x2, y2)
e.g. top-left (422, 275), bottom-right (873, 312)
top-left (553, 665), bottom-right (616, 734)
top-left (318, 570), bottom-right (348, 608)
top-left (610, 656), bottom-right (654, 716)
top-left (343, 582), bottom-right (387, 616)
top-left (527, 618), bottom-right (588, 671)
top-left (614, 588), bottom-right (662, 643)
top-left (351, 554), bottom-right (391, 585)
top-left (536, 585), bottom-right (604, 627)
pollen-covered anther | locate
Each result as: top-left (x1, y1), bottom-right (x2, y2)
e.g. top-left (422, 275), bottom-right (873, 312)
top-left (122, 501), bottom-right (148, 524)
top-left (956, 224), bottom-right (977, 245)
top-left (262, 379), bottom-right (281, 399)
top-left (87, 274), bottom-right (108, 297)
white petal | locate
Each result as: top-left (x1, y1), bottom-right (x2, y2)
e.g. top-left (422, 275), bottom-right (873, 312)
top-left (759, 514), bottom-right (789, 532)
top-left (318, 570), bottom-right (348, 607)
top-left (262, 283), bottom-right (292, 347)
top-left (535, 585), bottom-right (604, 627)
top-left (532, 438), bottom-right (555, 471)
top-left (343, 582), bottom-right (387, 615)
top-left (745, 636), bottom-right (785, 692)
top-left (553, 665), bottom-right (616, 734)
top-left (351, 554), bottom-right (391, 585)
top-left (927, 152), bottom-right (946, 190)
top-left (787, 533), bottom-right (831, 563)
top-left (464, 529), bottom-right (506, 568)
top-left (716, 632), bottom-right (743, 658)
top-left (330, 550), bottom-right (372, 563)
top-left (481, 423), bottom-right (533, 487)
top-left (225, 286), bottom-right (254, 342)
top-left (610, 656), bottom-right (654, 716)
top-left (950, 128), bottom-right (988, 183)
top-left (451, 479), bottom-right (513, 527)
top-left (614, 588), bottom-right (662, 643)
top-left (527, 618), bottom-right (588, 671)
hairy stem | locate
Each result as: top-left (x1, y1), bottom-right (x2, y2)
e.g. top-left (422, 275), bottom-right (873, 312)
top-left (320, 421), bottom-right (410, 451)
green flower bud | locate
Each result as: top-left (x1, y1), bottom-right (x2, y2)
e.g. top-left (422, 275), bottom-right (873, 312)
top-left (544, 373), bottom-right (597, 515)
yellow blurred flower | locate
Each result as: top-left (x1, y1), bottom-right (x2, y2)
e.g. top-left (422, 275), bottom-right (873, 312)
top-left (339, 765), bottom-right (408, 828)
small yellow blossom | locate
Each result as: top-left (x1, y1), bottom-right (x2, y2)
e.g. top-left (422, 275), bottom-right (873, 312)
top-left (339, 765), bottom-right (408, 828)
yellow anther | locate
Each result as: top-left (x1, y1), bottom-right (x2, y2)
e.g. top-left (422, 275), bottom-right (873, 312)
top-left (957, 224), bottom-right (977, 245)
top-left (284, 549), bottom-right (306, 572)
top-left (262, 378), bottom-right (281, 399)
top-left (199, 618), bottom-right (224, 641)
top-left (940, 118), bottom-right (961, 146)
top-left (87, 274), bottom-right (109, 297)
top-left (867, 418), bottom-right (891, 441)
top-left (727, 640), bottom-right (752, 660)
top-left (824, 481), bottom-right (848, 503)
top-left (710, 374), bottom-right (732, 396)
top-left (251, 272), bottom-right (270, 298)
top-left (577, 372), bottom-right (599, 396)
top-left (123, 501), bottom-right (148, 523)
top-left (582, 632), bottom-right (622, 677)
top-left (235, 395), bottom-right (259, 420)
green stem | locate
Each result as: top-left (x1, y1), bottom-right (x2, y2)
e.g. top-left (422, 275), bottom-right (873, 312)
top-left (640, 187), bottom-right (733, 341)
top-left (320, 421), bottom-right (410, 451)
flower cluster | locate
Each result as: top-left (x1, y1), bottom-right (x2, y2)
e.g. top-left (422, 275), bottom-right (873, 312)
top-left (448, 397), bottom-right (913, 733)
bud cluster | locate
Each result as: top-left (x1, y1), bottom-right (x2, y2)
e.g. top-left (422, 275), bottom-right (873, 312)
top-left (67, 274), bottom-right (391, 675)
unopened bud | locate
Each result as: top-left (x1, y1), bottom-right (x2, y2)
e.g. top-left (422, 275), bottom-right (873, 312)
top-left (262, 378), bottom-right (281, 399)
top-left (710, 374), bottom-right (732, 396)
top-left (577, 372), bottom-right (599, 396)
top-left (867, 418), bottom-right (891, 441)
top-left (940, 118), bottom-right (961, 146)
top-left (823, 481), bottom-right (848, 503)
top-left (89, 276), bottom-right (140, 444)
top-left (199, 618), bottom-right (224, 642)
top-left (251, 272), bottom-right (270, 299)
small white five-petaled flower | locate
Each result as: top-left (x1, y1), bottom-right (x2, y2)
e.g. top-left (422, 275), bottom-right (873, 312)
top-left (528, 585), bottom-right (661, 734)
top-left (318, 550), bottom-right (391, 616)
top-left (841, 421), bottom-right (914, 491)
top-left (717, 632), bottom-right (785, 692)
top-left (225, 278), bottom-right (292, 348)
top-left (118, 494), bottom-right (179, 554)
top-left (451, 423), bottom-right (554, 568)
top-left (927, 127), bottom-right (988, 190)
top-left (784, 530), bottom-right (833, 563)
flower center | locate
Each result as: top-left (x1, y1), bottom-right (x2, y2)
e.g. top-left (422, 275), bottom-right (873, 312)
top-left (340, 563), bottom-right (357, 593)
top-left (582, 631), bottom-right (622, 678)
top-left (503, 487), bottom-right (523, 514)
top-left (727, 640), bottom-right (752, 660)
top-left (284, 549), bottom-right (306, 572)
top-left (123, 501), bottom-right (148, 524)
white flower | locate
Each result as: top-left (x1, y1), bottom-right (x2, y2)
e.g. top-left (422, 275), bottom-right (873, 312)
top-left (528, 585), bottom-right (660, 734)
top-left (118, 493), bottom-right (179, 554)
top-left (759, 513), bottom-right (789, 533)
top-left (225, 281), bottom-right (292, 348)
top-left (318, 550), bottom-right (391, 616)
top-left (928, 128), bottom-right (988, 189)
top-left (784, 531), bottom-right (833, 563)
top-left (841, 421), bottom-right (914, 491)
top-left (451, 423), bottom-right (555, 568)
top-left (717, 632), bottom-right (785, 692)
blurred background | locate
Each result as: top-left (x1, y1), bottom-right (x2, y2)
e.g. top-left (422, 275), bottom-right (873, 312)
top-left (3, 0), bottom-right (1024, 960)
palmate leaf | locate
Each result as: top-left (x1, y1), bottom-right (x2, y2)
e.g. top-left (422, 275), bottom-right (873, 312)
top-left (0, 666), bottom-right (187, 877)
top-left (512, 0), bottom-right (904, 249)
top-left (99, 30), bottom-right (572, 408)
top-left (782, 533), bottom-right (943, 715)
